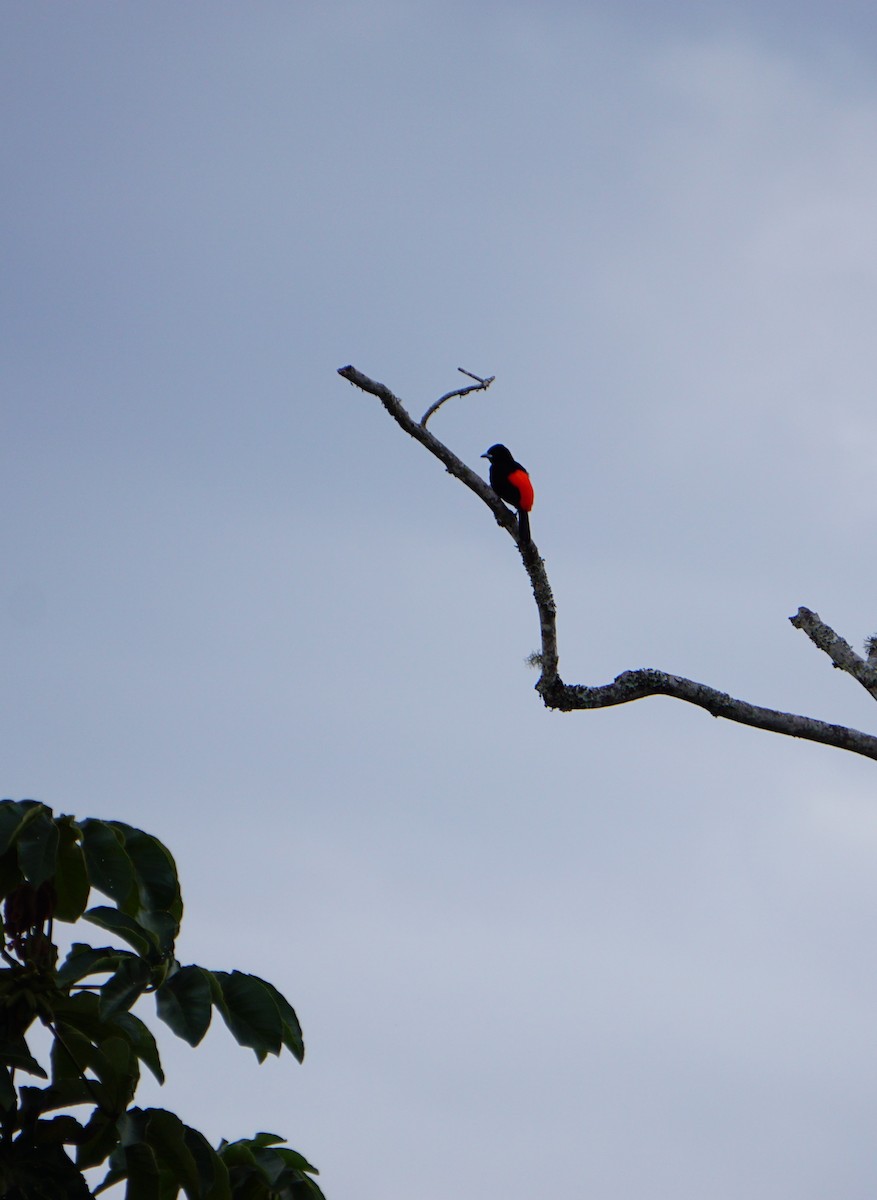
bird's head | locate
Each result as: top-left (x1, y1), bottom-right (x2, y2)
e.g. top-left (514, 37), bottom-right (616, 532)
top-left (481, 443), bottom-right (510, 463)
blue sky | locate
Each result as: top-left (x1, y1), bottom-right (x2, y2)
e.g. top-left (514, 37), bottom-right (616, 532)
top-left (5, 4), bottom-right (877, 1197)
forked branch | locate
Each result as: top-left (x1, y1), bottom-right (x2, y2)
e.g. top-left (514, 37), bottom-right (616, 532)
top-left (421, 368), bottom-right (495, 427)
top-left (338, 365), bottom-right (877, 763)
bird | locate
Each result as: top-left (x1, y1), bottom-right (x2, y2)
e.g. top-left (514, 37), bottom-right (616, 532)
top-left (481, 444), bottom-right (534, 546)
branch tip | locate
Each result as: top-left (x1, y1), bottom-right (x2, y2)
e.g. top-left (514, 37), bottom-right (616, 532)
top-left (791, 606), bottom-right (877, 701)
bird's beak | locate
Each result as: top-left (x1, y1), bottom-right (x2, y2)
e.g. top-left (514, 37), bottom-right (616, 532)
top-left (480, 452), bottom-right (489, 459)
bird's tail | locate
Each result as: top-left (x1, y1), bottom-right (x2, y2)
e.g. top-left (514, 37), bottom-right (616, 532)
top-left (518, 508), bottom-right (531, 546)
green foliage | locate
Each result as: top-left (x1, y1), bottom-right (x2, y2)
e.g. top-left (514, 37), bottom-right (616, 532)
top-left (0, 800), bottom-right (322, 1200)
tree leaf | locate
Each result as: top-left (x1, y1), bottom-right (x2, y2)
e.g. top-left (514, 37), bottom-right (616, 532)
top-left (76, 1109), bottom-right (121, 1171)
top-left (118, 1141), bottom-right (162, 1200)
top-left (0, 1032), bottom-right (48, 1078)
top-left (242, 1142), bottom-right (323, 1196)
top-left (53, 991), bottom-right (149, 1094)
top-left (260, 979), bottom-right (304, 1063)
top-left (57, 943), bottom-right (135, 986)
top-left (225, 1163), bottom-right (267, 1200)
top-left (117, 1105), bottom-right (150, 1147)
top-left (114, 1011), bottom-right (165, 1085)
top-left (294, 1174), bottom-right (327, 1199)
top-left (16, 808), bottom-right (60, 887)
top-left (23, 1074), bottom-right (98, 1115)
top-left (0, 799), bottom-right (43, 858)
top-left (143, 1108), bottom-right (203, 1199)
top-left (138, 907), bottom-right (180, 958)
top-left (106, 1110), bottom-right (222, 1200)
top-left (211, 971), bottom-right (283, 1062)
top-left (183, 1124), bottom-right (232, 1200)
top-left (93, 1164), bottom-right (126, 1197)
top-left (155, 964), bottom-right (214, 1047)
top-left (271, 1147), bottom-right (322, 1177)
top-left (51, 1021), bottom-right (94, 1085)
top-left (0, 800), bottom-right (26, 857)
top-left (54, 816), bottom-right (90, 921)
top-left (0, 1064), bottom-right (16, 1111)
top-left (243, 1133), bottom-right (286, 1149)
top-left (109, 823), bottom-right (183, 922)
top-left (0, 1138), bottom-right (93, 1199)
top-left (0, 845), bottom-right (23, 898)
top-left (80, 819), bottom-right (135, 908)
top-left (90, 1035), bottom-right (138, 1112)
top-left (217, 1142), bottom-right (258, 1170)
top-left (83, 905), bottom-right (157, 958)
top-left (99, 956), bottom-right (153, 1020)
top-left (33, 1113), bottom-right (85, 1145)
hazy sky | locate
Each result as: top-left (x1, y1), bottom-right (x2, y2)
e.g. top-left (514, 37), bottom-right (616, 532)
top-left (5, 4), bottom-right (877, 1197)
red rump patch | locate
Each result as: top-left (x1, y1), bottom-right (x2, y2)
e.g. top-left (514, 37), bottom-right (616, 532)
top-left (507, 468), bottom-right (534, 512)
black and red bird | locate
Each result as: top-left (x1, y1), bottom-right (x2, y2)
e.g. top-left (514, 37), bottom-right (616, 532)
top-left (481, 444), bottom-right (534, 545)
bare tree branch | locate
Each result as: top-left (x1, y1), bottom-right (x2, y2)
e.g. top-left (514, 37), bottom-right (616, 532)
top-left (339, 364), bottom-right (518, 539)
top-left (790, 607), bottom-right (877, 701)
top-left (338, 364), bottom-right (560, 682)
top-left (420, 368), bottom-right (495, 427)
top-left (538, 671), bottom-right (877, 760)
top-left (338, 364), bottom-right (877, 763)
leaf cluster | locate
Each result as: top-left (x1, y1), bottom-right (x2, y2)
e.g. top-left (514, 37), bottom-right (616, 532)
top-left (0, 800), bottom-right (321, 1200)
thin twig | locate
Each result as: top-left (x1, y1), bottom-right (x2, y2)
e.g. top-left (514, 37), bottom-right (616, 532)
top-left (420, 368), bottom-right (495, 427)
top-left (338, 364), bottom-right (877, 763)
